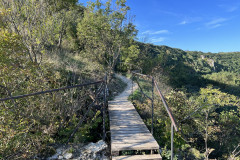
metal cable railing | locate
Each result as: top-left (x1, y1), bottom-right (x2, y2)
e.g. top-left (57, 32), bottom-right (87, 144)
top-left (132, 71), bottom-right (178, 160)
top-left (0, 81), bottom-right (104, 102)
top-left (0, 74), bottom-right (108, 145)
top-left (67, 82), bottom-right (105, 143)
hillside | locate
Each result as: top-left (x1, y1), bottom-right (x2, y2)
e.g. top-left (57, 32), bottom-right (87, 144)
top-left (129, 42), bottom-right (240, 159)
top-left (0, 0), bottom-right (133, 159)
top-left (132, 42), bottom-right (240, 96)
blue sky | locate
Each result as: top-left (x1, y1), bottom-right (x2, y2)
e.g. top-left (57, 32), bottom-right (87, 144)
top-left (80, 0), bottom-right (240, 53)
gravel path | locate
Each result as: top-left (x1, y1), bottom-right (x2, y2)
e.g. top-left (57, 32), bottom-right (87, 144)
top-left (114, 74), bottom-right (138, 99)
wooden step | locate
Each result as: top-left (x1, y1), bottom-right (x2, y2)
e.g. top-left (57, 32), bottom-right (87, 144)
top-left (112, 154), bottom-right (162, 160)
top-left (112, 141), bottom-right (159, 151)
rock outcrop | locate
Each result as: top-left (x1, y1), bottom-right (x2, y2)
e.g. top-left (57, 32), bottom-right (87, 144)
top-left (47, 140), bottom-right (108, 160)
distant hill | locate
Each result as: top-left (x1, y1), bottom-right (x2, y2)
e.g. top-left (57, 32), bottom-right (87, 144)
top-left (134, 42), bottom-right (240, 96)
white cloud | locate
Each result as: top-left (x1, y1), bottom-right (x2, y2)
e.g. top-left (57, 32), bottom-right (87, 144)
top-left (141, 30), bottom-right (169, 44)
top-left (142, 30), bottom-right (169, 35)
top-left (205, 18), bottom-right (227, 29)
top-left (151, 37), bottom-right (166, 43)
top-left (206, 18), bottom-right (227, 25)
top-left (159, 10), bottom-right (181, 17)
top-left (179, 20), bottom-right (187, 25)
top-left (153, 30), bottom-right (169, 34)
top-left (218, 4), bottom-right (239, 12)
top-left (228, 6), bottom-right (239, 12)
top-left (209, 24), bottom-right (222, 29)
top-left (178, 17), bottom-right (202, 25)
top-left (141, 30), bottom-right (151, 34)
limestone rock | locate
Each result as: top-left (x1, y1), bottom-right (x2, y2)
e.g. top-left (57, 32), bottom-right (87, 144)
top-left (46, 140), bottom-right (108, 160)
top-left (63, 153), bottom-right (72, 159)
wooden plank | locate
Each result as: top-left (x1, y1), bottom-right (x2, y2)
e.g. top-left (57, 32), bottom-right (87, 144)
top-left (110, 119), bottom-right (143, 122)
top-left (110, 120), bottom-right (145, 123)
top-left (109, 112), bottom-right (140, 116)
top-left (109, 114), bottom-right (142, 118)
top-left (110, 127), bottom-right (149, 131)
top-left (109, 115), bottom-right (142, 118)
top-left (110, 120), bottom-right (144, 124)
top-left (111, 135), bottom-right (156, 140)
top-left (112, 139), bottom-right (157, 144)
top-left (112, 140), bottom-right (159, 145)
top-left (110, 127), bottom-right (148, 131)
top-left (112, 154), bottom-right (162, 160)
top-left (109, 109), bottom-right (136, 111)
top-left (112, 138), bottom-right (156, 142)
top-left (111, 137), bottom-right (154, 140)
top-left (110, 115), bottom-right (142, 118)
top-left (111, 134), bottom-right (154, 138)
top-left (111, 134), bottom-right (154, 139)
top-left (112, 142), bottom-right (159, 151)
top-left (111, 131), bottom-right (149, 135)
top-left (110, 128), bottom-right (149, 132)
top-left (110, 122), bottom-right (147, 129)
top-left (109, 111), bottom-right (136, 113)
top-left (110, 120), bottom-right (145, 124)
top-left (110, 122), bottom-right (145, 126)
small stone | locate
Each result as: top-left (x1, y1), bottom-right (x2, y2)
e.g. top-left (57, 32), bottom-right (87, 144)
top-left (47, 154), bottom-right (58, 160)
top-left (58, 155), bottom-right (63, 159)
top-left (102, 155), bottom-right (109, 160)
top-left (56, 148), bottom-right (63, 154)
top-left (63, 153), bottom-right (73, 159)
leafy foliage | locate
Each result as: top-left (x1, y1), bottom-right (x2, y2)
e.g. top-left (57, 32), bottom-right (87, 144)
top-left (0, 29), bottom-right (104, 159)
top-left (132, 78), bottom-right (239, 159)
top-left (77, 0), bottom-right (138, 72)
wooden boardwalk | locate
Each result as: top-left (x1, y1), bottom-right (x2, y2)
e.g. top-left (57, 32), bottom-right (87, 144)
top-left (108, 75), bottom-right (161, 160)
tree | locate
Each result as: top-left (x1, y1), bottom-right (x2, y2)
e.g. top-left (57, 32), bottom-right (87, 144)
top-left (0, 0), bottom-right (79, 63)
top-left (77, 0), bottom-right (138, 73)
top-left (194, 86), bottom-right (239, 159)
